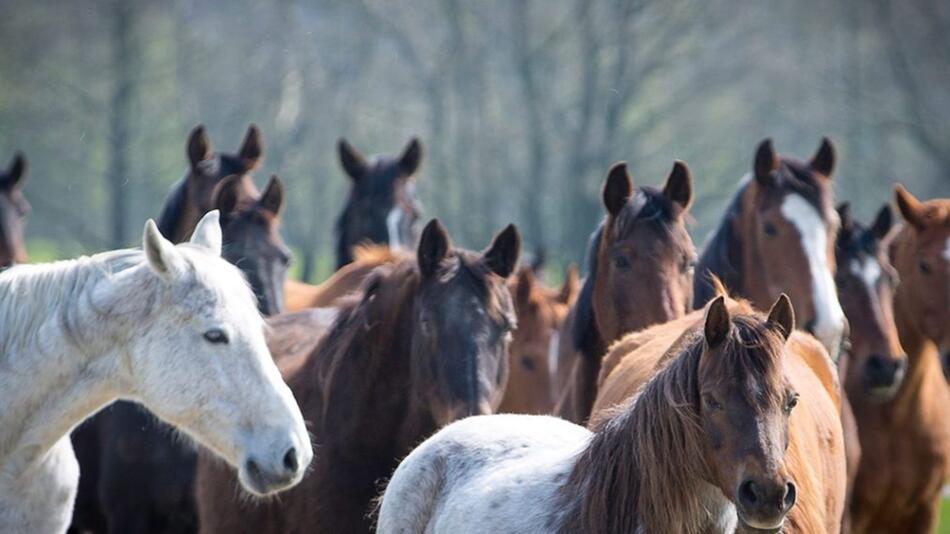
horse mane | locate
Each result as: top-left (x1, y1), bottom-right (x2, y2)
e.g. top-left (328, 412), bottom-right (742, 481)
top-left (571, 223), bottom-right (603, 352)
top-left (561, 309), bottom-right (785, 534)
top-left (352, 243), bottom-right (398, 265)
top-left (156, 176), bottom-right (189, 240)
top-left (694, 177), bottom-right (748, 310)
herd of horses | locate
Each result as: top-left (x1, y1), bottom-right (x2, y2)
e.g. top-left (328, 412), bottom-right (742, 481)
top-left (0, 125), bottom-right (948, 534)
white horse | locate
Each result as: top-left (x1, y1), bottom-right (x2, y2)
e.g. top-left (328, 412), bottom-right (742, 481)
top-left (0, 211), bottom-right (312, 533)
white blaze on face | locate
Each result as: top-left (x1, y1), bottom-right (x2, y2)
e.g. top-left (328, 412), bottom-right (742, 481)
top-left (386, 206), bottom-right (404, 249)
top-left (780, 194), bottom-right (846, 359)
top-left (850, 258), bottom-right (881, 291)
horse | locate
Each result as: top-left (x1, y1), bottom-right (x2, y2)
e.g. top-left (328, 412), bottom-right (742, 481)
top-left (694, 137), bottom-right (846, 360)
top-left (156, 124), bottom-right (263, 243)
top-left (377, 293), bottom-right (842, 534)
top-left (69, 172), bottom-right (288, 534)
top-left (585, 286), bottom-right (845, 533)
top-left (283, 245), bottom-right (399, 312)
top-left (0, 212), bottom-right (311, 534)
top-left (498, 264), bottom-right (579, 414)
top-left (334, 137), bottom-right (423, 268)
top-left (195, 219), bottom-right (521, 534)
top-left (0, 152), bottom-right (28, 268)
top-left (847, 186), bottom-right (950, 532)
top-left (554, 160), bottom-right (695, 424)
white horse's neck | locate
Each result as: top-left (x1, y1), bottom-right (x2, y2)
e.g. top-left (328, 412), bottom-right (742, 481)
top-left (0, 255), bottom-right (139, 483)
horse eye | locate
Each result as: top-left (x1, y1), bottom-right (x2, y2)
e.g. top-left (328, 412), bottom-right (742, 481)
top-left (919, 261), bottom-right (931, 275)
top-left (613, 254), bottom-right (632, 270)
top-left (763, 222), bottom-right (778, 237)
top-left (682, 256), bottom-right (696, 273)
top-left (785, 393), bottom-right (799, 413)
top-left (203, 328), bottom-right (229, 344)
top-left (702, 393), bottom-right (723, 412)
top-left (280, 251), bottom-right (293, 267)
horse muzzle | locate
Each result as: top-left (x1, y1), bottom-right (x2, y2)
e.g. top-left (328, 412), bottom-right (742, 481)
top-left (735, 478), bottom-right (796, 532)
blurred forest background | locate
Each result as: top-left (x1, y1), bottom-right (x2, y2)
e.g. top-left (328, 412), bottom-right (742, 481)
top-left (1, 0), bottom-right (948, 282)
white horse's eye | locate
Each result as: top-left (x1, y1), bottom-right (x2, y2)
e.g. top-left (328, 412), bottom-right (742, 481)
top-left (203, 328), bottom-right (229, 344)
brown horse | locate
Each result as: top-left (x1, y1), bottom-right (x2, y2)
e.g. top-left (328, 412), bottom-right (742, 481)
top-left (283, 245), bottom-right (398, 311)
top-left (498, 264), bottom-right (579, 414)
top-left (694, 138), bottom-right (846, 360)
top-left (0, 152), bottom-right (28, 269)
top-left (555, 160), bottom-right (695, 423)
top-left (195, 219), bottom-right (521, 534)
top-left (847, 186), bottom-right (950, 532)
top-left (157, 124), bottom-right (263, 242)
top-left (334, 137), bottom-right (423, 268)
top-left (592, 289), bottom-right (846, 533)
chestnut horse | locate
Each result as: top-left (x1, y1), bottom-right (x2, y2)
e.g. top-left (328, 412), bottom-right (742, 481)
top-left (195, 219), bottom-right (521, 534)
top-left (377, 293), bottom-right (840, 534)
top-left (499, 264), bottom-right (579, 414)
top-left (156, 124), bottom-right (263, 243)
top-left (555, 160), bottom-right (695, 423)
top-left (848, 186), bottom-right (950, 532)
top-left (334, 137), bottom-right (423, 268)
top-left (0, 152), bottom-right (28, 268)
top-left (591, 289), bottom-right (846, 533)
top-left (694, 138), bottom-right (846, 360)
top-left (283, 245), bottom-right (398, 311)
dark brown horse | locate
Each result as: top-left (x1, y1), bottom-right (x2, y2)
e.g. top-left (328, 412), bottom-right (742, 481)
top-left (498, 264), bottom-right (579, 414)
top-left (555, 160), bottom-right (695, 423)
top-left (694, 138), bottom-right (846, 360)
top-left (847, 186), bottom-right (950, 532)
top-left (334, 137), bottom-right (423, 268)
top-left (157, 124), bottom-right (263, 242)
top-left (0, 152), bottom-right (28, 269)
top-left (195, 219), bottom-right (520, 534)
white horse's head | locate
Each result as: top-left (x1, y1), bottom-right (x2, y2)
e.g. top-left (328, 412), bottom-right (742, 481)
top-left (96, 211), bottom-right (312, 496)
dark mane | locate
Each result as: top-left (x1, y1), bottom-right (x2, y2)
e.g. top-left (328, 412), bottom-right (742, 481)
top-left (571, 188), bottom-right (676, 352)
top-left (560, 313), bottom-right (785, 534)
top-left (694, 182), bottom-right (747, 309)
top-left (156, 176), bottom-right (188, 239)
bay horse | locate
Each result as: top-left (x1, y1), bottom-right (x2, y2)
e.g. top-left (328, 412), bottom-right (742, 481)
top-left (334, 137), bottom-right (423, 268)
top-left (848, 185), bottom-right (950, 532)
top-left (195, 219), bottom-right (521, 534)
top-left (70, 172), bottom-right (289, 534)
top-left (0, 212), bottom-right (311, 534)
top-left (694, 137), bottom-right (846, 360)
top-left (555, 160), bottom-right (695, 423)
top-left (283, 245), bottom-right (399, 311)
top-left (377, 293), bottom-right (841, 534)
top-left (0, 152), bottom-right (28, 268)
top-left (156, 124), bottom-right (263, 243)
top-left (498, 264), bottom-right (579, 414)
top-left (589, 288), bottom-right (846, 533)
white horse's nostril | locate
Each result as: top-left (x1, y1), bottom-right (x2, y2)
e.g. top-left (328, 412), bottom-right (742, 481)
top-left (283, 446), bottom-right (298, 473)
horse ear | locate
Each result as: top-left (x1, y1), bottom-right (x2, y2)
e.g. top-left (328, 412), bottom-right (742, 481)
top-left (603, 162), bottom-right (633, 217)
top-left (143, 219), bottom-right (185, 279)
top-left (187, 125), bottom-right (213, 169)
top-left (810, 137), bottom-right (835, 177)
top-left (238, 124), bottom-right (263, 170)
top-left (483, 224), bottom-right (522, 278)
top-left (399, 137), bottom-right (423, 176)
top-left (894, 185), bottom-right (926, 231)
top-left (704, 295), bottom-right (731, 348)
top-left (754, 138), bottom-right (778, 184)
top-left (870, 204), bottom-right (893, 241)
top-left (663, 160), bottom-right (693, 215)
top-left (418, 218), bottom-right (450, 278)
top-left (767, 294), bottom-right (795, 340)
top-left (212, 175), bottom-right (243, 217)
top-left (4, 152), bottom-right (26, 189)
top-left (190, 210), bottom-right (223, 256)
top-left (260, 175), bottom-right (284, 217)
top-left (836, 202), bottom-right (853, 234)
top-left (338, 138), bottom-right (367, 180)
top-left (558, 264), bottom-right (580, 305)
top-left (515, 267), bottom-right (535, 305)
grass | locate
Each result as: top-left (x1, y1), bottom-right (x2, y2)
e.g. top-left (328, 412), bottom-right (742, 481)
top-left (939, 497), bottom-right (950, 534)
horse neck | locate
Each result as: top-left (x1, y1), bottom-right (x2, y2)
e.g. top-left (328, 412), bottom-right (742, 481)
top-left (561, 343), bottom-right (718, 534)
top-left (0, 259), bottom-right (129, 480)
top-left (890, 285), bottom-right (941, 411)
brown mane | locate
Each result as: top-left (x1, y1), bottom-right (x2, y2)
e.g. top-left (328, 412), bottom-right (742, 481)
top-left (561, 312), bottom-right (786, 533)
top-left (283, 244), bottom-right (399, 312)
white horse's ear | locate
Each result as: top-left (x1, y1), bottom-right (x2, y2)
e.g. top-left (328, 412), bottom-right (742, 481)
top-left (190, 210), bottom-right (223, 256)
top-left (143, 219), bottom-right (185, 279)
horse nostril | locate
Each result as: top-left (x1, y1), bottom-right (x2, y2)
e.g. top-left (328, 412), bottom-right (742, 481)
top-left (283, 447), bottom-right (299, 473)
top-left (784, 482), bottom-right (797, 510)
top-left (739, 480), bottom-right (759, 508)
